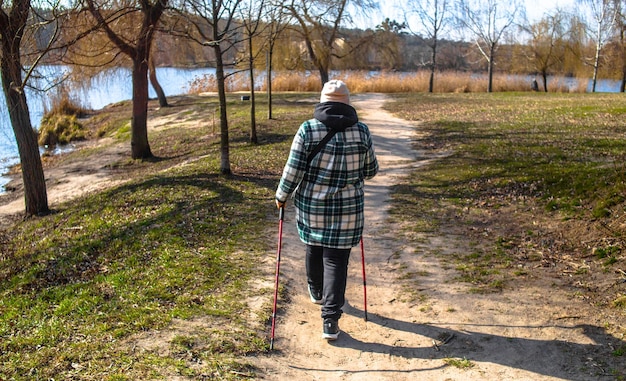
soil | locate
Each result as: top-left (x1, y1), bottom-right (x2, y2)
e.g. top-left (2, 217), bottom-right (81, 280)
top-left (0, 93), bottom-right (624, 380)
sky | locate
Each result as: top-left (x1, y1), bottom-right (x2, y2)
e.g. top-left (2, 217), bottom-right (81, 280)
top-left (355, 0), bottom-right (579, 30)
top-left (524, 0), bottom-right (576, 22)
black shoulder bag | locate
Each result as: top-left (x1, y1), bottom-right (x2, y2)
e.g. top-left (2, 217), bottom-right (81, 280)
top-left (306, 128), bottom-right (339, 167)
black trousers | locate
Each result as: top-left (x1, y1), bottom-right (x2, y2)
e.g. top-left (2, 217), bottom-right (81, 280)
top-left (306, 244), bottom-right (351, 321)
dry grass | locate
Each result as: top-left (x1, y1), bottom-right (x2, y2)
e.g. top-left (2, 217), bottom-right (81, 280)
top-left (43, 91), bottom-right (88, 117)
top-left (187, 70), bottom-right (589, 94)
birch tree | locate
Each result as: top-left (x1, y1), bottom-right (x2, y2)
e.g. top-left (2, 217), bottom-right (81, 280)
top-left (577, 0), bottom-right (619, 92)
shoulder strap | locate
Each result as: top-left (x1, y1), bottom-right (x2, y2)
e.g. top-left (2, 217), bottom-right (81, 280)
top-left (306, 129), bottom-right (339, 166)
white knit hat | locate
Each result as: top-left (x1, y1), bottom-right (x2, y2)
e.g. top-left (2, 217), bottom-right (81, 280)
top-left (320, 79), bottom-right (350, 105)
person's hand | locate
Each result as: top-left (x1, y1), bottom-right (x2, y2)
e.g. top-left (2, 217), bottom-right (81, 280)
top-left (276, 200), bottom-right (285, 209)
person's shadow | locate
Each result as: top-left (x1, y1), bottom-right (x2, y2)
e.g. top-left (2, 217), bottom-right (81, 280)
top-left (302, 302), bottom-right (626, 380)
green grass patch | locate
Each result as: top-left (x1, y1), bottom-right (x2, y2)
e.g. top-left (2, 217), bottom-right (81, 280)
top-left (444, 357), bottom-right (475, 369)
top-left (0, 93), bottom-right (314, 379)
top-left (385, 92), bottom-right (626, 290)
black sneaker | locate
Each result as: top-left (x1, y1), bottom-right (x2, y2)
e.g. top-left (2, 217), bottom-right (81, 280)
top-left (308, 284), bottom-right (323, 305)
top-left (322, 318), bottom-right (339, 340)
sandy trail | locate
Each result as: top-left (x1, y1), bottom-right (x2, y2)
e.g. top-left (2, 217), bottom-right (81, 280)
top-left (250, 94), bottom-right (620, 381)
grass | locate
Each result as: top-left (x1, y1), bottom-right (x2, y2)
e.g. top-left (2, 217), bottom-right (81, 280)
top-left (444, 357), bottom-right (475, 369)
top-left (38, 94), bottom-right (89, 147)
top-left (0, 93), bottom-right (313, 380)
top-left (3, 89), bottom-right (626, 378)
top-left (385, 92), bottom-right (626, 294)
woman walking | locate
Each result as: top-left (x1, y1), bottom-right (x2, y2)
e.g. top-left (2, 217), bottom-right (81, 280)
top-left (275, 80), bottom-right (378, 340)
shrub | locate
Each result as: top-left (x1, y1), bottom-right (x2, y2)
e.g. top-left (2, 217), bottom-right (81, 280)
top-left (38, 113), bottom-right (86, 147)
top-left (38, 93), bottom-right (87, 147)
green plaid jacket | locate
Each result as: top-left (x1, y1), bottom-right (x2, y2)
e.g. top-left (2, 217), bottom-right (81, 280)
top-left (276, 113), bottom-right (378, 249)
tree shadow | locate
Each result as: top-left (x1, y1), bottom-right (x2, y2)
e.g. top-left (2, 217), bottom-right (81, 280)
top-left (3, 171), bottom-right (276, 291)
top-left (332, 303), bottom-right (626, 380)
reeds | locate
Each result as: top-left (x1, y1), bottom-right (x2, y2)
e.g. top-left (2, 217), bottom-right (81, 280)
top-left (187, 70), bottom-right (589, 94)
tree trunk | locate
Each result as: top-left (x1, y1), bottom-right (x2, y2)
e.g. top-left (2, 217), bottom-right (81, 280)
top-left (542, 71), bottom-right (549, 92)
top-left (621, 32), bottom-right (626, 92)
top-left (248, 31), bottom-right (257, 144)
top-left (214, 44), bottom-right (231, 175)
top-left (592, 48), bottom-right (600, 93)
top-left (487, 59), bottom-right (494, 93)
top-left (429, 40), bottom-right (437, 93)
top-left (267, 49), bottom-right (273, 120)
top-left (0, 2), bottom-right (49, 216)
top-left (131, 55), bottom-right (153, 159)
top-left (318, 66), bottom-right (329, 86)
top-left (149, 55), bottom-right (168, 107)
top-left (2, 70), bottom-right (49, 216)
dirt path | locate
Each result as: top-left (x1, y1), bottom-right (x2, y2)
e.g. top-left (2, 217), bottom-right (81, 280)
top-left (250, 94), bottom-right (622, 380)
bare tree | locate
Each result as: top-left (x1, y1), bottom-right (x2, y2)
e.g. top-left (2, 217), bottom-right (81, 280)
top-left (80, 0), bottom-right (168, 160)
top-left (179, 0), bottom-right (243, 175)
top-left (404, 0), bottom-right (450, 92)
top-left (240, 0), bottom-right (267, 144)
top-left (577, 0), bottom-right (620, 92)
top-left (0, 0), bottom-right (62, 215)
top-left (283, 0), bottom-right (377, 86)
top-left (455, 0), bottom-right (523, 92)
top-left (523, 10), bottom-right (568, 92)
top-left (618, 0), bottom-right (626, 91)
top-left (265, 0), bottom-right (290, 120)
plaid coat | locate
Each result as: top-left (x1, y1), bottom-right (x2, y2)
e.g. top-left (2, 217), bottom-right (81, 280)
top-left (276, 102), bottom-right (379, 249)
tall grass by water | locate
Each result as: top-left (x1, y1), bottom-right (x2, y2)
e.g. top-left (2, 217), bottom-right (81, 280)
top-left (187, 70), bottom-right (588, 94)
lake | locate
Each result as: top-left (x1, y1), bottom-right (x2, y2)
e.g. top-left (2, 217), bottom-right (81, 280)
top-left (0, 66), bottom-right (217, 191)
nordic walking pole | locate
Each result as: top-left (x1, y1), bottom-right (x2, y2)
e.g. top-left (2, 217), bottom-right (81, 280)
top-left (360, 237), bottom-right (368, 322)
top-left (270, 206), bottom-right (284, 350)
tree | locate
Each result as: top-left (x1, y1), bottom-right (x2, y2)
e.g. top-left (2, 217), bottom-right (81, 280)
top-left (264, 0), bottom-right (290, 120)
top-left (404, 0), bottom-right (450, 92)
top-left (82, 0), bottom-right (169, 159)
top-left (455, 0), bottom-right (523, 92)
top-left (0, 0), bottom-right (56, 216)
top-left (240, 0), bottom-right (267, 144)
top-left (283, 0), bottom-right (377, 85)
top-left (577, 0), bottom-right (620, 92)
top-left (523, 10), bottom-right (567, 92)
top-left (372, 18), bottom-right (406, 71)
top-left (149, 52), bottom-right (169, 107)
top-left (618, 0), bottom-right (626, 91)
top-left (180, 0), bottom-right (243, 175)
